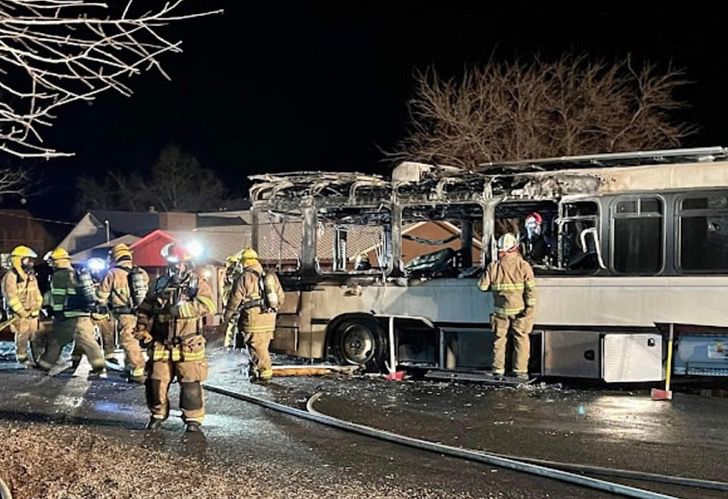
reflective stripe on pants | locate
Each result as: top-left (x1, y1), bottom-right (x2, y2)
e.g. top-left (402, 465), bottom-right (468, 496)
top-left (491, 314), bottom-right (533, 375)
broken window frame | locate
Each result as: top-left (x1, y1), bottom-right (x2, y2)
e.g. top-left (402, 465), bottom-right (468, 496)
top-left (556, 198), bottom-right (604, 273)
top-left (399, 202), bottom-right (485, 278)
top-left (313, 204), bottom-right (393, 277)
top-left (251, 208), bottom-right (303, 274)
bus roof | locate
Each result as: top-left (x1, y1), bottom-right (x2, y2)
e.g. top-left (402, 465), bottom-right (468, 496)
top-left (250, 147), bottom-right (728, 208)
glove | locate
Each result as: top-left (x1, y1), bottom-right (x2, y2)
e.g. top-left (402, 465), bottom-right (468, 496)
top-left (136, 329), bottom-right (153, 347)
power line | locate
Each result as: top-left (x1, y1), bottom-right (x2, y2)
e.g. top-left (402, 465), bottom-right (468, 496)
top-left (0, 210), bottom-right (76, 226)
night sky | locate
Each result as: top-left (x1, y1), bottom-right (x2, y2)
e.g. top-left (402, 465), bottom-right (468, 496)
top-left (27, 2), bottom-right (728, 219)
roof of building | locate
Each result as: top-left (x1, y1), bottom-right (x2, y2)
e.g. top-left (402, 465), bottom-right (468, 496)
top-left (88, 210), bottom-right (161, 237)
top-left (69, 234), bottom-right (140, 264)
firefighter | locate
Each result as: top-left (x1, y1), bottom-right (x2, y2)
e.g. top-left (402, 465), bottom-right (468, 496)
top-left (221, 248), bottom-right (285, 382)
top-left (38, 248), bottom-right (107, 377)
top-left (221, 250), bottom-right (244, 349)
top-left (478, 233), bottom-right (537, 380)
top-left (1, 245), bottom-right (44, 365)
top-left (136, 243), bottom-right (216, 432)
top-left (522, 212), bottom-right (551, 266)
top-left (70, 257), bottom-right (116, 369)
top-left (97, 244), bottom-right (149, 383)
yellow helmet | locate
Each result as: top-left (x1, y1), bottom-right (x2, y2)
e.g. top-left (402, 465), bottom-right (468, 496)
top-left (45, 247), bottom-right (70, 265)
top-left (10, 245), bottom-right (37, 275)
top-left (241, 248), bottom-right (258, 263)
top-left (497, 233), bottom-right (519, 252)
top-left (111, 243), bottom-right (132, 262)
top-left (226, 250), bottom-right (243, 264)
top-left (11, 245), bottom-right (37, 259)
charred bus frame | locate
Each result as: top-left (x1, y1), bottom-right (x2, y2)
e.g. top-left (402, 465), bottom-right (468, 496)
top-left (250, 147), bottom-right (728, 381)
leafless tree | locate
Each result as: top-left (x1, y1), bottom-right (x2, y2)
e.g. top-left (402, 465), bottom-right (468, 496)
top-left (391, 55), bottom-right (697, 169)
top-left (150, 144), bottom-right (226, 212)
top-left (0, 0), bottom-right (221, 160)
top-left (75, 144), bottom-right (228, 213)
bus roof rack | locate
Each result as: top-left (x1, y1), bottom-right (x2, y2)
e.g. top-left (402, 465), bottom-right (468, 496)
top-left (477, 146), bottom-right (728, 173)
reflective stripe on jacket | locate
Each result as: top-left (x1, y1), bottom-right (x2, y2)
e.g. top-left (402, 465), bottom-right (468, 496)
top-left (137, 272), bottom-right (216, 344)
top-left (222, 261), bottom-right (285, 333)
top-left (478, 252), bottom-right (537, 318)
top-left (1, 270), bottom-right (42, 317)
top-left (50, 266), bottom-right (89, 318)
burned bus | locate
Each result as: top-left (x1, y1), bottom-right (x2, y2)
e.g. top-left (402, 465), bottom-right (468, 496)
top-left (249, 147), bottom-right (728, 382)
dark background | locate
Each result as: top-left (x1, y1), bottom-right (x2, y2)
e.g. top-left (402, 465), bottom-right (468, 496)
top-left (24, 1), bottom-right (728, 219)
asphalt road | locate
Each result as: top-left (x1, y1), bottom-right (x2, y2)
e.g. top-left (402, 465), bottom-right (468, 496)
top-left (0, 351), bottom-right (726, 498)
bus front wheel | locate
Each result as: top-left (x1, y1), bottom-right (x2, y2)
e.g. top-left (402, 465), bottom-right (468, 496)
top-left (331, 319), bottom-right (386, 372)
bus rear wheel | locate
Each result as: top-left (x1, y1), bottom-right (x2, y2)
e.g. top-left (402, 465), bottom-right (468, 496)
top-left (331, 319), bottom-right (386, 372)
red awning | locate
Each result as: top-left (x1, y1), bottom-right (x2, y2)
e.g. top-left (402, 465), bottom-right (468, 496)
top-left (128, 229), bottom-right (178, 267)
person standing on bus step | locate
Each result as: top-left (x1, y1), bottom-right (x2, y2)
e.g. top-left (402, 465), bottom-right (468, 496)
top-left (97, 243), bottom-right (149, 383)
top-left (136, 243), bottom-right (216, 432)
top-left (221, 248), bottom-right (285, 382)
top-left (478, 233), bottom-right (537, 380)
top-left (38, 248), bottom-right (107, 377)
top-left (1, 245), bottom-right (44, 366)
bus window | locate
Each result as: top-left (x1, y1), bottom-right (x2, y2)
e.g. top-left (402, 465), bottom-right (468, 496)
top-left (255, 211), bottom-right (303, 273)
top-left (401, 205), bottom-right (483, 278)
top-left (559, 201), bottom-right (600, 272)
top-left (678, 193), bottom-right (728, 272)
top-left (315, 207), bottom-right (390, 275)
top-left (612, 196), bottom-right (663, 274)
top-left (495, 202), bottom-right (558, 271)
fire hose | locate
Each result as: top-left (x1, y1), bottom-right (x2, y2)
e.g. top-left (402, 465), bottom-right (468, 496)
top-left (203, 383), bottom-right (728, 498)
top-left (0, 476), bottom-right (12, 499)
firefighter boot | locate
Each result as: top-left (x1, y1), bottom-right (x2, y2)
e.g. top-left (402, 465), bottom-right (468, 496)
top-left (185, 421), bottom-right (202, 433)
top-left (146, 416), bottom-right (164, 431)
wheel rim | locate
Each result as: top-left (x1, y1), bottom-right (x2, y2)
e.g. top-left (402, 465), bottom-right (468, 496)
top-left (341, 324), bottom-right (375, 364)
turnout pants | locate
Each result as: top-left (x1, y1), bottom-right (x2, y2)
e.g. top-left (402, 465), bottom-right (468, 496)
top-left (245, 329), bottom-right (274, 380)
top-left (39, 317), bottom-right (105, 372)
top-left (491, 314), bottom-right (533, 375)
top-left (10, 316), bottom-right (44, 363)
top-left (97, 316), bottom-right (116, 359)
top-left (116, 314), bottom-right (145, 378)
top-left (72, 315), bottom-right (115, 364)
top-left (145, 338), bottom-right (208, 423)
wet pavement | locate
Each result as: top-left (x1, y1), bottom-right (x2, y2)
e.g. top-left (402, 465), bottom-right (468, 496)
top-left (0, 346), bottom-right (726, 498)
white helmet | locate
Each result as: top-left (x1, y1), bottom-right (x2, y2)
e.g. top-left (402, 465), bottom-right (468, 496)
top-left (497, 233), bottom-right (519, 252)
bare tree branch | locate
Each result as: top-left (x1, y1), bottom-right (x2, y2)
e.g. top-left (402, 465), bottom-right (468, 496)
top-left (390, 54), bottom-right (697, 169)
top-left (0, 0), bottom-right (222, 159)
top-left (75, 144), bottom-right (229, 214)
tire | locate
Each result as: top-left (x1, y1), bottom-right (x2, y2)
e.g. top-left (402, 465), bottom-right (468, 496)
top-left (331, 318), bottom-right (387, 372)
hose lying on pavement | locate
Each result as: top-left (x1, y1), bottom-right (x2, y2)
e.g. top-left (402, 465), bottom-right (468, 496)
top-left (306, 392), bottom-right (728, 494)
top-left (0, 477), bottom-right (12, 499)
top-left (203, 383), bottom-right (673, 499)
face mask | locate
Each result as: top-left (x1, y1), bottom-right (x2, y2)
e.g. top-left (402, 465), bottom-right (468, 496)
top-left (169, 263), bottom-right (189, 283)
top-left (21, 259), bottom-right (35, 274)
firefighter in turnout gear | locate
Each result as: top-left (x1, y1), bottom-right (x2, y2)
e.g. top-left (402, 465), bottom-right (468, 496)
top-left (71, 257), bottom-right (115, 369)
top-left (97, 244), bottom-right (149, 383)
top-left (136, 243), bottom-right (216, 432)
top-left (38, 248), bottom-right (106, 376)
top-left (221, 248), bottom-right (285, 382)
top-left (1, 246), bottom-right (44, 365)
top-left (221, 250), bottom-right (244, 348)
top-left (478, 233), bottom-right (537, 380)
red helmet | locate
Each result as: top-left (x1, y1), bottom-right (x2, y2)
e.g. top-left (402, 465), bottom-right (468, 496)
top-left (525, 212), bottom-right (543, 224)
top-left (161, 243), bottom-right (193, 264)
